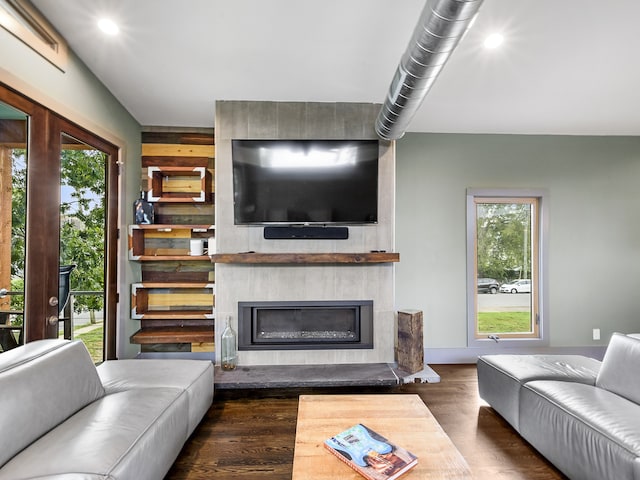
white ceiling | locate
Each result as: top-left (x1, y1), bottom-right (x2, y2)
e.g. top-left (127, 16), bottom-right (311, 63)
top-left (31, 0), bottom-right (640, 136)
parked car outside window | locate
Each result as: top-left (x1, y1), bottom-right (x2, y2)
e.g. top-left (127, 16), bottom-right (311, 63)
top-left (477, 278), bottom-right (499, 294)
top-left (500, 279), bottom-right (531, 293)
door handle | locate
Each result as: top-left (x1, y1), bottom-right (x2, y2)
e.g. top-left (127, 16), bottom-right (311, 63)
top-left (0, 288), bottom-right (7, 298)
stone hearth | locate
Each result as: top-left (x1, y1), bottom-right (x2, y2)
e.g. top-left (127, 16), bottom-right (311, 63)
top-left (214, 363), bottom-right (441, 389)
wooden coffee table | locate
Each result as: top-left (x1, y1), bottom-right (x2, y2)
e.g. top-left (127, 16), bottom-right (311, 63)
top-left (292, 394), bottom-right (471, 479)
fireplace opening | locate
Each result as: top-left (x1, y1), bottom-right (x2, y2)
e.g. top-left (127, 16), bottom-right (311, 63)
top-left (238, 300), bottom-right (373, 350)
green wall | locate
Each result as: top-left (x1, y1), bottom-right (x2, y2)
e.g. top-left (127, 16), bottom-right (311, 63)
top-left (1, 28), bottom-right (142, 358)
top-left (396, 133), bottom-right (640, 357)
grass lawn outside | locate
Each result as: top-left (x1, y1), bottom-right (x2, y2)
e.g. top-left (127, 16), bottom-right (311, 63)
top-left (478, 311), bottom-right (532, 334)
top-left (75, 325), bottom-right (104, 363)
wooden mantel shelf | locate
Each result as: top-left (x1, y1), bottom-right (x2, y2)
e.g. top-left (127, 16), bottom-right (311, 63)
top-left (210, 252), bottom-right (399, 264)
top-left (130, 326), bottom-right (213, 344)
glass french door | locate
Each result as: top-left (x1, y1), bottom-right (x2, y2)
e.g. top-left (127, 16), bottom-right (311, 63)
top-left (0, 83), bottom-right (118, 360)
top-left (0, 100), bottom-right (28, 352)
top-left (58, 133), bottom-right (109, 362)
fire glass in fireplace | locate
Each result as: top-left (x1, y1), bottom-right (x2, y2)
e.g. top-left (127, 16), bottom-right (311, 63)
top-left (237, 300), bottom-right (373, 350)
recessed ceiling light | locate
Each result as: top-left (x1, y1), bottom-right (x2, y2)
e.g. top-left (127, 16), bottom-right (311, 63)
top-left (483, 33), bottom-right (504, 49)
top-left (98, 18), bottom-right (119, 35)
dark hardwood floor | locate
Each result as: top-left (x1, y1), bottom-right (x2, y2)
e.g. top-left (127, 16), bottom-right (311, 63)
top-left (165, 364), bottom-right (567, 479)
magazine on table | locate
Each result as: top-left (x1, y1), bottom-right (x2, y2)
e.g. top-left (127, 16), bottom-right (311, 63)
top-left (324, 423), bottom-right (418, 480)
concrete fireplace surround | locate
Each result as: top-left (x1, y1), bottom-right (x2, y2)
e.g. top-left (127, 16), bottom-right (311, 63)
top-left (214, 100), bottom-right (395, 367)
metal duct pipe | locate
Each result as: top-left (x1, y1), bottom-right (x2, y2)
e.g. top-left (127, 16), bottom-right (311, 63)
top-left (375, 0), bottom-right (484, 140)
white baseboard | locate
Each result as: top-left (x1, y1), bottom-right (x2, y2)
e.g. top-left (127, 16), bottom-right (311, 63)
top-left (425, 345), bottom-right (608, 364)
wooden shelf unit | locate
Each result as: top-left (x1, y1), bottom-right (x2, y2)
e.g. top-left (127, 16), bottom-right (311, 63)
top-left (133, 131), bottom-right (215, 352)
top-left (128, 224), bottom-right (214, 260)
top-left (130, 326), bottom-right (213, 345)
top-left (210, 252), bottom-right (400, 264)
top-left (131, 282), bottom-right (215, 320)
top-left (135, 255), bottom-right (212, 262)
top-left (147, 166), bottom-right (212, 203)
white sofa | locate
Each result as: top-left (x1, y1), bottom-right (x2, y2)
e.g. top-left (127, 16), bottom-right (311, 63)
top-left (478, 333), bottom-right (640, 480)
top-left (0, 339), bottom-right (214, 480)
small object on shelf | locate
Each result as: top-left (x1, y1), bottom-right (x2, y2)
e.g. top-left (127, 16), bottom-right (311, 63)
top-left (221, 315), bottom-right (237, 370)
top-left (189, 239), bottom-right (204, 256)
top-left (134, 190), bottom-right (154, 224)
top-left (324, 424), bottom-right (418, 480)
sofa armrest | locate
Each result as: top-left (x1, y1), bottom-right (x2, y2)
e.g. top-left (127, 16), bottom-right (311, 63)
top-left (596, 332), bottom-right (640, 404)
top-left (0, 340), bottom-right (105, 469)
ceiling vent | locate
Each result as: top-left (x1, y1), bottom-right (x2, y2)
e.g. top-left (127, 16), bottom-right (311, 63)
top-left (375, 0), bottom-right (484, 140)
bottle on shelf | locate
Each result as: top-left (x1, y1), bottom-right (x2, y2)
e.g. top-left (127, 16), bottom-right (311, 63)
top-left (221, 315), bottom-right (237, 371)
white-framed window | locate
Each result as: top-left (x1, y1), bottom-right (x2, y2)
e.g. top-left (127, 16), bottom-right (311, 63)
top-left (0, 0), bottom-right (68, 71)
top-left (466, 188), bottom-right (548, 347)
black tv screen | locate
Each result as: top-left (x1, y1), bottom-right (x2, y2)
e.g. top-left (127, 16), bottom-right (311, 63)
top-left (232, 139), bottom-right (379, 225)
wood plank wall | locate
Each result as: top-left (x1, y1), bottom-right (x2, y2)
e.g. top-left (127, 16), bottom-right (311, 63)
top-left (133, 129), bottom-right (216, 353)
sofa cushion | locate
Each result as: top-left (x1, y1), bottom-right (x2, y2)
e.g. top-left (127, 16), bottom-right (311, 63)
top-left (596, 332), bottom-right (640, 404)
top-left (97, 358), bottom-right (214, 436)
top-left (477, 354), bottom-right (600, 431)
top-left (0, 388), bottom-right (189, 480)
top-left (0, 340), bottom-right (105, 469)
top-left (520, 380), bottom-right (640, 480)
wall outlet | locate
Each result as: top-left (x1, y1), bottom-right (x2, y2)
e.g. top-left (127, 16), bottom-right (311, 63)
top-left (593, 328), bottom-right (601, 341)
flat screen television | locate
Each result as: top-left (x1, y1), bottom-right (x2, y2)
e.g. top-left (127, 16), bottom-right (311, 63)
top-left (232, 139), bottom-right (379, 225)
